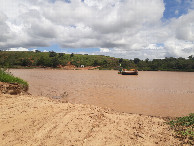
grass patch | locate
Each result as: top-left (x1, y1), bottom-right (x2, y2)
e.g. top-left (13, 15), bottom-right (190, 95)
top-left (168, 113), bottom-right (194, 145)
top-left (0, 69), bottom-right (28, 90)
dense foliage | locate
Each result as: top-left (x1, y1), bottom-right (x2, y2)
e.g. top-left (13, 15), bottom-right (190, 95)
top-left (137, 56), bottom-right (194, 72)
top-left (168, 113), bottom-right (194, 145)
top-left (0, 69), bottom-right (28, 90)
top-left (0, 51), bottom-right (194, 71)
top-left (0, 51), bottom-right (123, 69)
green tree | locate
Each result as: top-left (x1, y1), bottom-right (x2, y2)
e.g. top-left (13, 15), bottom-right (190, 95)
top-left (188, 55), bottom-right (193, 60)
top-left (70, 53), bottom-right (74, 58)
top-left (35, 50), bottom-right (41, 53)
top-left (119, 58), bottom-right (123, 63)
top-left (93, 60), bottom-right (100, 66)
top-left (49, 51), bottom-right (57, 57)
top-left (51, 57), bottom-right (60, 68)
top-left (145, 58), bottom-right (149, 63)
top-left (134, 58), bottom-right (140, 64)
top-left (59, 53), bottom-right (64, 57)
top-left (21, 58), bottom-right (32, 66)
top-left (37, 56), bottom-right (52, 67)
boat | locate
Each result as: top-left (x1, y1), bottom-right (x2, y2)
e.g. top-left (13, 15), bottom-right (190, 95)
top-left (121, 70), bottom-right (138, 75)
top-left (119, 69), bottom-right (138, 75)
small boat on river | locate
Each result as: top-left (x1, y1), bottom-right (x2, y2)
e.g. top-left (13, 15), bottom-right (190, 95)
top-left (118, 69), bottom-right (138, 75)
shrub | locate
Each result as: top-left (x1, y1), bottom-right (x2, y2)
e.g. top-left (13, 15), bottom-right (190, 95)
top-left (168, 113), bottom-right (194, 145)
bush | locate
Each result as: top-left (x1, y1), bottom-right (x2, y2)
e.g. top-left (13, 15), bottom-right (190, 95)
top-left (168, 113), bottom-right (194, 145)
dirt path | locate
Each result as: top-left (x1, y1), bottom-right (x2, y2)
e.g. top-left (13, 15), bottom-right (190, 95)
top-left (0, 94), bottom-right (181, 146)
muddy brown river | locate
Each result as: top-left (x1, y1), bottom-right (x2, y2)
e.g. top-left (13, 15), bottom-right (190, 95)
top-left (10, 69), bottom-right (194, 117)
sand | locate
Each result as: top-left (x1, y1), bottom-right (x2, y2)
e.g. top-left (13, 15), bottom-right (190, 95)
top-left (0, 94), bottom-right (181, 146)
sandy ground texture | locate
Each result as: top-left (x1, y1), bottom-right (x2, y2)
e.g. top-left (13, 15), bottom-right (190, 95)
top-left (0, 94), bottom-right (181, 146)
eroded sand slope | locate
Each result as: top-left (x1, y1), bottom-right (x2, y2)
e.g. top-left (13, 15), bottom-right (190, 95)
top-left (0, 94), bottom-right (180, 146)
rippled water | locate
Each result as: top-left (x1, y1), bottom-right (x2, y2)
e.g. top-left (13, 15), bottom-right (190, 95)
top-left (11, 69), bottom-right (194, 117)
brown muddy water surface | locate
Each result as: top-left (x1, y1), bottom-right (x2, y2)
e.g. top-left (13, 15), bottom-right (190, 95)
top-left (10, 69), bottom-right (194, 117)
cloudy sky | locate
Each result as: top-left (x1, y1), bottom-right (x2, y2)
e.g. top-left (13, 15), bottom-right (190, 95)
top-left (0, 0), bottom-right (194, 59)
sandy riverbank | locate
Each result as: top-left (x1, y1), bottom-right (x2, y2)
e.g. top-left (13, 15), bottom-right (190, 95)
top-left (0, 93), bottom-right (181, 146)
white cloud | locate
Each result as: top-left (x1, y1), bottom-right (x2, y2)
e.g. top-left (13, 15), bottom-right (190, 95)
top-left (100, 48), bottom-right (110, 53)
top-left (43, 50), bottom-right (48, 52)
top-left (145, 44), bottom-right (164, 50)
top-left (164, 39), bottom-right (194, 58)
top-left (175, 10), bottom-right (179, 15)
top-left (7, 47), bottom-right (29, 51)
top-left (0, 0), bottom-right (194, 59)
top-left (173, 10), bottom-right (194, 42)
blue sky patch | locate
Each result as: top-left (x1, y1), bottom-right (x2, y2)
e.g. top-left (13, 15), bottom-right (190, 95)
top-left (30, 44), bottom-right (100, 54)
top-left (163, 0), bottom-right (192, 19)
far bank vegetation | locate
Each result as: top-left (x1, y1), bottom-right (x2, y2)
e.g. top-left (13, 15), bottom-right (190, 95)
top-left (0, 51), bottom-right (194, 71)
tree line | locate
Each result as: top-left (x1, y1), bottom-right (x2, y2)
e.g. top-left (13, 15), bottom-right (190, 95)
top-left (0, 51), bottom-right (194, 71)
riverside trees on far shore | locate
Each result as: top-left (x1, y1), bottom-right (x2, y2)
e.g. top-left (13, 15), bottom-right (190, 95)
top-left (0, 51), bottom-right (194, 71)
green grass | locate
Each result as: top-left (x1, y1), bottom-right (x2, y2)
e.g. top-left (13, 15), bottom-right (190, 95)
top-left (0, 69), bottom-right (28, 91)
top-left (168, 113), bottom-right (194, 145)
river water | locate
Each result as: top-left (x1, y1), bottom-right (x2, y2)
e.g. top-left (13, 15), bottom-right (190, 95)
top-left (10, 69), bottom-right (194, 117)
